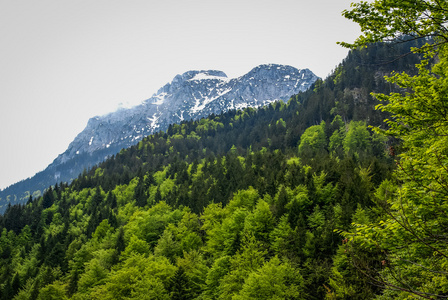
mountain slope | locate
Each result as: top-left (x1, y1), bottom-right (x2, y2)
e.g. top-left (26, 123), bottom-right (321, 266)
top-left (0, 40), bottom-right (428, 299)
top-left (0, 64), bottom-right (317, 208)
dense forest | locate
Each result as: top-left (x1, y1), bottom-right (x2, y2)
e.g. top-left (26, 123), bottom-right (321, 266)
top-left (1, 0), bottom-right (448, 298)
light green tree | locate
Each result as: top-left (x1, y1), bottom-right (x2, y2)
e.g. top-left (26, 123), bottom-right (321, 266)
top-left (342, 121), bottom-right (371, 155)
top-left (86, 254), bottom-right (175, 300)
top-left (121, 235), bottom-right (151, 259)
top-left (77, 248), bottom-right (116, 293)
top-left (37, 281), bottom-right (68, 300)
top-left (339, 0), bottom-right (448, 52)
top-left (269, 215), bottom-right (294, 257)
top-left (341, 0), bottom-right (448, 298)
top-left (176, 250), bottom-right (209, 298)
top-left (329, 115), bottom-right (346, 155)
top-left (217, 235), bottom-right (266, 299)
top-left (243, 199), bottom-right (275, 244)
top-left (235, 256), bottom-right (305, 300)
top-left (298, 121), bottom-right (326, 155)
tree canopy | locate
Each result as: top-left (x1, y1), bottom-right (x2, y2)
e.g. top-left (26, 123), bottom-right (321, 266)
top-left (0, 3), bottom-right (439, 299)
top-left (339, 0), bottom-right (448, 298)
top-left (340, 0), bottom-right (448, 52)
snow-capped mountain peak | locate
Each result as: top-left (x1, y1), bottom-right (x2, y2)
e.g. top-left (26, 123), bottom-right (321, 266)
top-left (47, 64), bottom-right (318, 179)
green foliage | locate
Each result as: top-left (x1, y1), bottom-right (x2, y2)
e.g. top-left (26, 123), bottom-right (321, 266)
top-left (236, 256), bottom-right (305, 300)
top-left (205, 255), bottom-right (231, 299)
top-left (329, 129), bottom-right (345, 154)
top-left (339, 0), bottom-right (447, 52)
top-left (76, 248), bottom-right (115, 293)
top-left (339, 0), bottom-right (448, 298)
top-left (243, 199), bottom-right (275, 244)
top-left (176, 251), bottom-right (208, 298)
top-left (298, 121), bottom-right (326, 155)
top-left (84, 254), bottom-right (175, 300)
top-left (0, 27), bottom-right (409, 299)
top-left (196, 119), bottom-right (224, 134)
top-left (121, 235), bottom-right (150, 258)
top-left (226, 187), bottom-right (259, 213)
top-left (124, 202), bottom-right (181, 249)
top-left (342, 121), bottom-right (371, 155)
top-left (217, 235), bottom-right (267, 299)
top-left (269, 215), bottom-right (294, 257)
top-left (37, 281), bottom-right (68, 300)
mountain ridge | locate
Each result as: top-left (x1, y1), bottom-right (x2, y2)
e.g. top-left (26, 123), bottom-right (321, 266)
top-left (0, 64), bottom-right (318, 207)
top-left (52, 64), bottom-right (317, 165)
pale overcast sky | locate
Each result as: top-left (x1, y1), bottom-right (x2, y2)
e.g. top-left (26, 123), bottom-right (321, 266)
top-left (0, 0), bottom-right (361, 190)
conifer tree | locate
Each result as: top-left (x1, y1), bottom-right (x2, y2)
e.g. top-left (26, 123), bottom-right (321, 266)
top-left (169, 266), bottom-right (194, 300)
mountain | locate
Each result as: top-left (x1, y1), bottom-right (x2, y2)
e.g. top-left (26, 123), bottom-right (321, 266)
top-left (0, 64), bottom-right (318, 209)
top-left (0, 40), bottom-right (430, 299)
top-left (54, 64), bottom-right (317, 165)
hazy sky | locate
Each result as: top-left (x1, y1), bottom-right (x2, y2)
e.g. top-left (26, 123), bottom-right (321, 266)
top-left (0, 0), bottom-right (361, 190)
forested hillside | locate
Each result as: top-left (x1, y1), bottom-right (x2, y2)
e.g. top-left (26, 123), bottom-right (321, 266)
top-left (0, 37), bottom-right (432, 299)
top-left (0, 65), bottom-right (318, 208)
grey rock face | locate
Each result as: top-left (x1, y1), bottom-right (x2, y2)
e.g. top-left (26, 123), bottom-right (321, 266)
top-left (53, 64), bottom-right (317, 167)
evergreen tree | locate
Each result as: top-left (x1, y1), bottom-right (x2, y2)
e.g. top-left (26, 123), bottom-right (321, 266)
top-left (42, 187), bottom-right (54, 209)
top-left (169, 266), bottom-right (194, 300)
